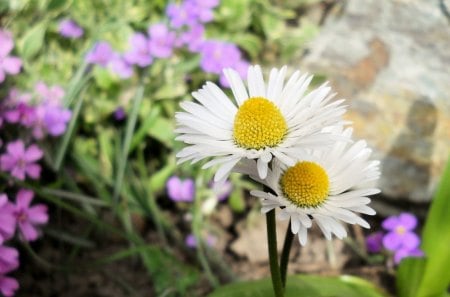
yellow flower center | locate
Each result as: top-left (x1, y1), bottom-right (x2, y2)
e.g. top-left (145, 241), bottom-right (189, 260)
top-left (280, 161), bottom-right (330, 208)
top-left (233, 97), bottom-right (287, 150)
top-left (396, 226), bottom-right (406, 235)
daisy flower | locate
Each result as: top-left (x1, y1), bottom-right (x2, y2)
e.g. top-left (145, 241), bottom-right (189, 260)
top-left (237, 127), bottom-right (380, 245)
top-left (175, 65), bottom-right (347, 182)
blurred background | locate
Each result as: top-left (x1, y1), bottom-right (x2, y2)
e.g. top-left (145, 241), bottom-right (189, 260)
top-left (0, 0), bottom-right (449, 296)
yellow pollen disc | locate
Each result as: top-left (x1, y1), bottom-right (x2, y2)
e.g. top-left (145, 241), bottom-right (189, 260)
top-left (233, 97), bottom-right (287, 150)
top-left (280, 161), bottom-right (330, 208)
top-left (396, 226), bottom-right (406, 235)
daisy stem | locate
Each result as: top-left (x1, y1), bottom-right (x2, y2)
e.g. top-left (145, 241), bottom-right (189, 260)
top-left (280, 220), bottom-right (294, 288)
top-left (266, 209), bottom-right (284, 297)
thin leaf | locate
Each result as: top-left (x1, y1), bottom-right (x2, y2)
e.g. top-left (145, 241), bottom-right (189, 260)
top-left (113, 85), bottom-right (144, 202)
top-left (417, 156), bottom-right (450, 297)
top-left (397, 258), bottom-right (426, 297)
top-left (53, 86), bottom-right (86, 170)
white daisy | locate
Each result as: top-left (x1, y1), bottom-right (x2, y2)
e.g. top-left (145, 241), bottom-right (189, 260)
top-left (237, 127), bottom-right (381, 245)
top-left (175, 65), bottom-right (347, 182)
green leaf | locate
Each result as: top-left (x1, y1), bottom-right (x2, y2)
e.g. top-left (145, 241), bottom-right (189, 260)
top-left (397, 257), bottom-right (427, 297)
top-left (46, 0), bottom-right (72, 11)
top-left (148, 159), bottom-right (176, 193)
top-left (229, 188), bottom-right (245, 213)
top-left (230, 34), bottom-right (263, 60)
top-left (147, 116), bottom-right (174, 148)
top-left (18, 22), bottom-right (47, 59)
top-left (416, 156), bottom-right (450, 297)
top-left (208, 275), bottom-right (388, 297)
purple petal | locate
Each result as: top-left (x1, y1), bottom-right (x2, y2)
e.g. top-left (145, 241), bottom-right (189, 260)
top-left (167, 176), bottom-right (182, 201)
top-left (365, 232), bottom-right (384, 253)
top-left (0, 275), bottom-right (19, 297)
top-left (25, 163), bottom-right (41, 179)
top-left (402, 231), bottom-right (420, 250)
top-left (382, 216), bottom-right (400, 231)
top-left (19, 221), bottom-right (39, 241)
top-left (2, 56), bottom-right (22, 75)
top-left (399, 213), bottom-right (418, 230)
top-left (0, 155), bottom-right (17, 171)
top-left (24, 144), bottom-right (43, 162)
top-left (16, 189), bottom-right (34, 208)
top-left (180, 179), bottom-right (195, 202)
top-left (10, 166), bottom-right (26, 180)
top-left (185, 234), bottom-right (197, 248)
top-left (382, 231), bottom-right (402, 251)
top-left (27, 205), bottom-right (49, 224)
top-left (394, 248), bottom-right (410, 264)
top-left (6, 140), bottom-right (25, 158)
top-left (0, 30), bottom-right (14, 57)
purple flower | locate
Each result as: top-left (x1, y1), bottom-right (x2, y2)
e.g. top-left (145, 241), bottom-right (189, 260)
top-left (185, 233), bottom-right (217, 248)
top-left (34, 82), bottom-right (65, 106)
top-left (148, 24), bottom-right (176, 58)
top-left (365, 231), bottom-right (384, 253)
top-left (0, 195), bottom-right (16, 244)
top-left (210, 179), bottom-right (232, 201)
top-left (0, 140), bottom-right (43, 180)
top-left (43, 105), bottom-right (72, 136)
top-left (394, 247), bottom-right (424, 264)
top-left (166, 2), bottom-right (198, 28)
top-left (13, 189), bottom-right (49, 242)
top-left (177, 24), bottom-right (205, 52)
top-left (0, 246), bottom-right (19, 274)
top-left (189, 0), bottom-right (219, 23)
top-left (113, 107), bottom-right (126, 121)
top-left (382, 213), bottom-right (420, 252)
top-left (199, 40), bottom-right (242, 74)
top-left (109, 55), bottom-right (133, 79)
top-left (0, 274), bottom-right (19, 297)
top-left (0, 30), bottom-right (22, 83)
top-left (86, 41), bottom-right (115, 67)
top-left (166, 176), bottom-right (195, 202)
top-left (124, 33), bottom-right (153, 67)
top-left (219, 59), bottom-right (249, 87)
top-left (3, 102), bottom-right (36, 126)
top-left (58, 19), bottom-right (84, 39)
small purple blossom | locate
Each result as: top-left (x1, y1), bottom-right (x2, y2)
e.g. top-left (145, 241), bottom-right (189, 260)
top-left (113, 107), bottom-right (126, 121)
top-left (219, 60), bottom-right (249, 87)
top-left (0, 274), bottom-right (19, 297)
top-left (58, 19), bottom-right (84, 39)
top-left (189, 0), bottom-right (220, 23)
top-left (0, 140), bottom-right (43, 180)
top-left (124, 33), bottom-right (153, 67)
top-left (166, 2), bottom-right (198, 28)
top-left (0, 30), bottom-right (22, 83)
top-left (43, 105), bottom-right (72, 136)
top-left (177, 24), bottom-right (205, 52)
top-left (109, 55), bottom-right (133, 79)
top-left (365, 231), bottom-right (384, 253)
top-left (393, 247), bottom-right (424, 264)
top-left (86, 41), bottom-right (115, 67)
top-left (185, 233), bottom-right (217, 248)
top-left (0, 246), bottom-right (19, 274)
top-left (12, 189), bottom-right (49, 242)
top-left (382, 213), bottom-right (420, 251)
top-left (0, 195), bottom-right (16, 244)
top-left (166, 176), bottom-right (195, 202)
top-left (34, 82), bottom-right (65, 106)
top-left (3, 102), bottom-right (36, 127)
top-left (148, 24), bottom-right (176, 58)
top-left (199, 40), bottom-right (243, 74)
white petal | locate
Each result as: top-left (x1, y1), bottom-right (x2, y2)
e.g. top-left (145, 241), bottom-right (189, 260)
top-left (214, 157), bottom-right (241, 182)
top-left (223, 68), bottom-right (248, 106)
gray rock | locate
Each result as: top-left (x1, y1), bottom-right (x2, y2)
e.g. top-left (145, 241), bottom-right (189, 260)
top-left (301, 0), bottom-right (450, 202)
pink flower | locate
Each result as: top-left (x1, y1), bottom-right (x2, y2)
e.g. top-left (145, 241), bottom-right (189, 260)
top-left (148, 23), bottom-right (176, 58)
top-left (0, 30), bottom-right (22, 83)
top-left (166, 176), bottom-right (195, 202)
top-left (34, 82), bottom-right (65, 106)
top-left (0, 274), bottom-right (19, 297)
top-left (0, 195), bottom-right (16, 244)
top-left (0, 246), bottom-right (19, 274)
top-left (12, 189), bottom-right (48, 241)
top-left (0, 140), bottom-right (43, 180)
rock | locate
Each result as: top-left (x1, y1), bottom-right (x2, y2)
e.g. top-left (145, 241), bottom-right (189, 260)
top-left (230, 212), bottom-right (289, 263)
top-left (301, 0), bottom-right (450, 202)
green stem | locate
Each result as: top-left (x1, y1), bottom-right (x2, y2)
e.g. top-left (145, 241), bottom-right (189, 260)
top-left (280, 220), bottom-right (294, 288)
top-left (266, 209), bottom-right (284, 297)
